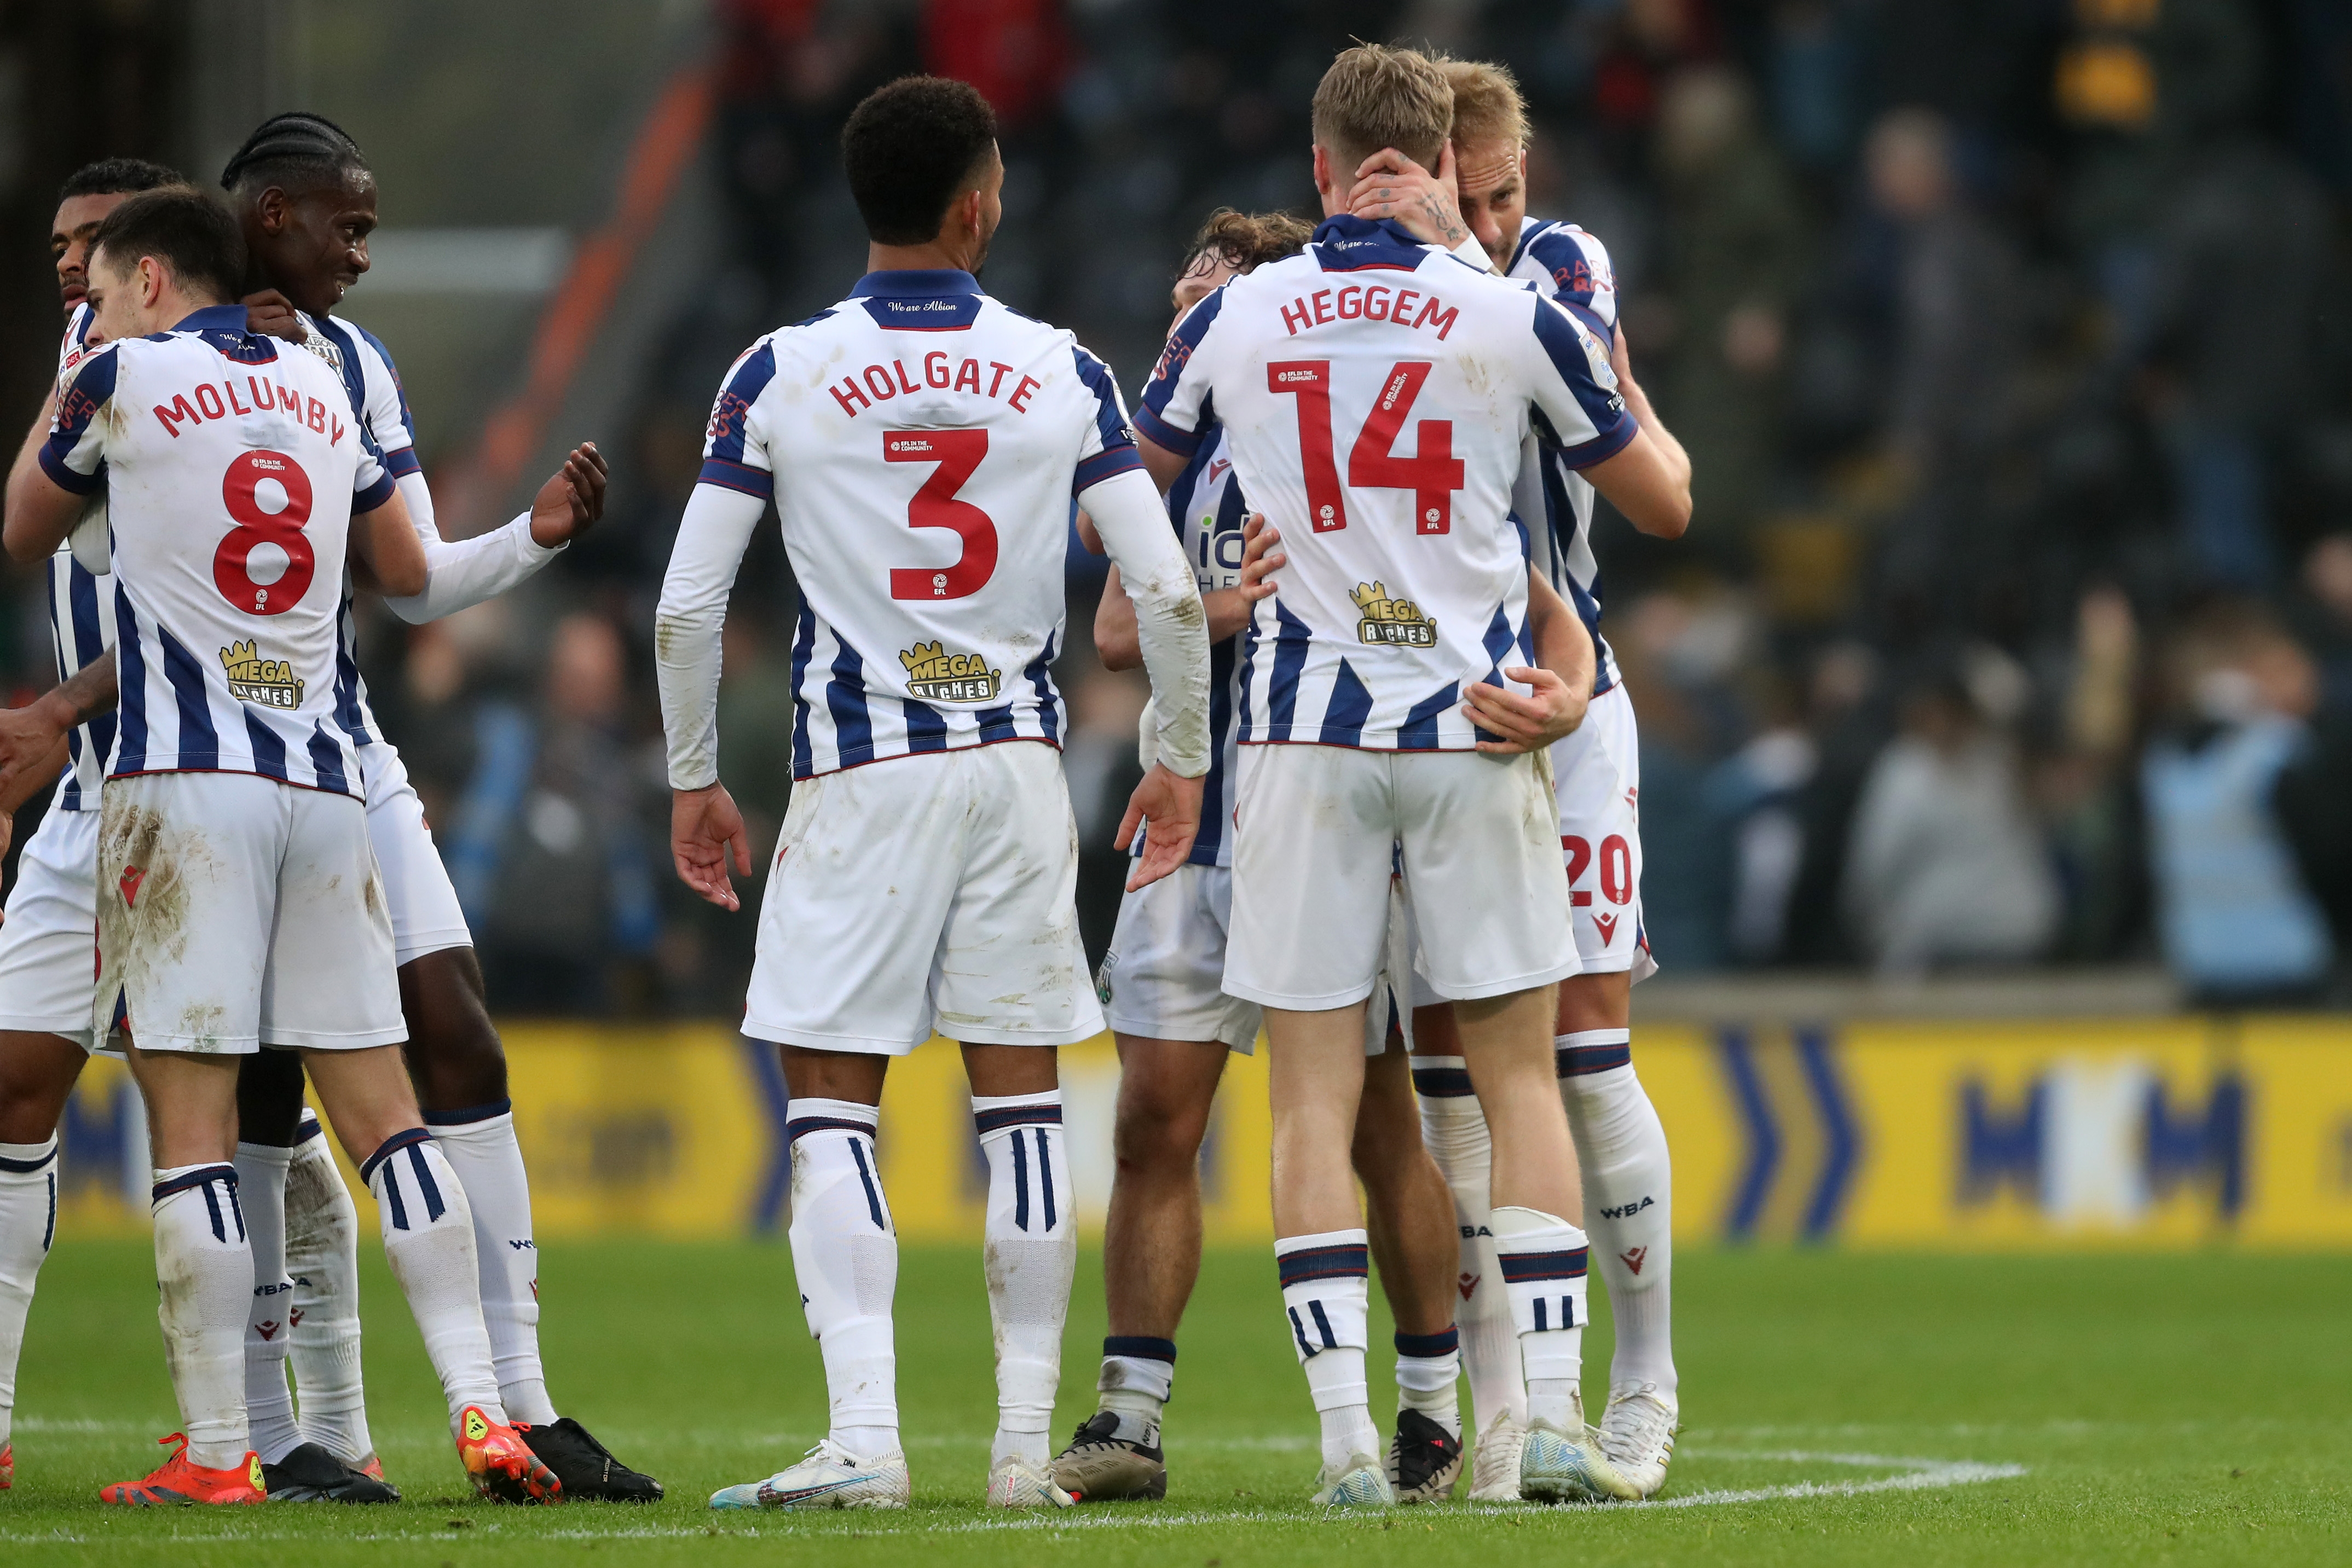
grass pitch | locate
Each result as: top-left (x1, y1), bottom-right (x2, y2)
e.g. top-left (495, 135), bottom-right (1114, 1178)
top-left (4, 1239), bottom-right (2345, 1565)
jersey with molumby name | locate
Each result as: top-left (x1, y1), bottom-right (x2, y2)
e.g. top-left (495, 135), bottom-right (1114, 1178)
top-left (1138, 215), bottom-right (1633, 750)
top-left (1155, 420), bottom-right (1250, 866)
top-left (1507, 215), bottom-right (1623, 697)
top-left (40, 304), bottom-right (395, 796)
top-left (697, 267), bottom-right (1143, 779)
top-left (44, 305), bottom-right (118, 812)
top-left (294, 309), bottom-right (424, 750)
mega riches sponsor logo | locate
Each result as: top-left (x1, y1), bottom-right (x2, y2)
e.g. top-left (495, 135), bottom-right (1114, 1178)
top-left (898, 640), bottom-right (1002, 703)
top-left (1351, 581), bottom-right (1437, 647)
top-left (220, 640), bottom-right (303, 708)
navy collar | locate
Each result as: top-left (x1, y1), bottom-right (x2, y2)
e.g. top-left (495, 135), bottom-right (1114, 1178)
top-left (852, 268), bottom-right (982, 298)
top-left (170, 303), bottom-right (253, 333)
top-left (1310, 213), bottom-right (1431, 250)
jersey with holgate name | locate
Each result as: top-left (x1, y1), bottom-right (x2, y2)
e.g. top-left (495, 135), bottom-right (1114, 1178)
top-left (40, 304), bottom-right (395, 796)
top-left (43, 304), bottom-right (118, 812)
top-left (1153, 420), bottom-right (1250, 866)
top-left (696, 267), bottom-right (1143, 779)
top-left (1507, 215), bottom-right (1623, 696)
top-left (294, 309), bottom-right (424, 750)
top-left (1137, 213), bottom-right (1633, 749)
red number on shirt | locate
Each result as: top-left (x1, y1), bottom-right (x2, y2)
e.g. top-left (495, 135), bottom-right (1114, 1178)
top-left (1598, 833), bottom-right (1633, 906)
top-left (1266, 360), bottom-right (1465, 535)
top-left (1563, 834), bottom-right (1593, 908)
top-left (1349, 361), bottom-right (1463, 534)
top-left (884, 429), bottom-right (996, 600)
top-left (213, 449), bottom-right (316, 616)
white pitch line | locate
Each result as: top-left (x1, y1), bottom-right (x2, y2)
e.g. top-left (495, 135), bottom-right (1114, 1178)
top-left (0, 1448), bottom-right (2026, 1543)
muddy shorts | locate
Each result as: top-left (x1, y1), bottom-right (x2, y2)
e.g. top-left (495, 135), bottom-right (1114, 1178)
top-left (94, 771), bottom-right (406, 1053)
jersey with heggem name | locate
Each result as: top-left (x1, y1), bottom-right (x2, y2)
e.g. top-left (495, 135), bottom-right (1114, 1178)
top-left (39, 304), bottom-right (395, 796)
top-left (1507, 216), bottom-right (1623, 697)
top-left (696, 267), bottom-right (1143, 779)
top-left (1152, 420), bottom-right (1249, 866)
top-left (44, 304), bottom-right (118, 811)
top-left (1137, 214), bottom-right (1633, 750)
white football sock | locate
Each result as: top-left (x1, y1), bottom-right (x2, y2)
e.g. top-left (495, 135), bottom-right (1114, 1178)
top-left (1275, 1229), bottom-right (1379, 1471)
top-left (427, 1100), bottom-right (554, 1424)
top-left (284, 1114), bottom-right (373, 1462)
top-left (232, 1141), bottom-right (300, 1464)
top-left (1392, 1328), bottom-right (1461, 1437)
top-left (1097, 1336), bottom-right (1175, 1444)
top-left (1559, 1041), bottom-right (1677, 1397)
top-left (972, 1090), bottom-right (1074, 1468)
top-left (1490, 1206), bottom-right (1588, 1432)
top-left (787, 1099), bottom-right (898, 1460)
top-left (151, 1163), bottom-right (254, 1469)
top-left (1415, 1057), bottom-right (1524, 1431)
top-left (0, 1138), bottom-right (60, 1451)
top-left (361, 1130), bottom-right (503, 1432)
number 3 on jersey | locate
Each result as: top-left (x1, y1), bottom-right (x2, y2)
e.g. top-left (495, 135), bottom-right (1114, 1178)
top-left (886, 429), bottom-right (996, 600)
top-left (213, 449), bottom-right (315, 616)
top-left (1267, 360), bottom-right (1464, 535)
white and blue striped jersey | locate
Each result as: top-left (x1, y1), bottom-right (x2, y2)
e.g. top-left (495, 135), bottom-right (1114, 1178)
top-left (44, 305), bottom-right (118, 812)
top-left (1154, 422), bottom-right (1250, 866)
top-left (294, 311), bottom-right (422, 749)
top-left (697, 268), bottom-right (1144, 779)
top-left (1506, 216), bottom-right (1623, 696)
top-left (1137, 214), bottom-right (1632, 750)
top-left (41, 305), bottom-right (396, 795)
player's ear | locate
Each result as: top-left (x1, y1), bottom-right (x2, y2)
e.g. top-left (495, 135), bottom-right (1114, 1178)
top-left (1311, 143), bottom-right (1332, 197)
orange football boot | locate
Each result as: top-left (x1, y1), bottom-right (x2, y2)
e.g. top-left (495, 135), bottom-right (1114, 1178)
top-left (2, 1439), bottom-right (13, 1489)
top-left (99, 1434), bottom-right (266, 1505)
top-left (454, 1406), bottom-right (562, 1503)
top-left (357, 1452), bottom-right (388, 1482)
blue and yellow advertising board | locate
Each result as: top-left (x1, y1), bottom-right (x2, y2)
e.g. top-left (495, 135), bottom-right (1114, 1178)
top-left (52, 1015), bottom-right (2352, 1248)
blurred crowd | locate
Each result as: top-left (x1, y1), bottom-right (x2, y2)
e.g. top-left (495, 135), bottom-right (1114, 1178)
top-left (19, 0), bottom-right (2350, 1015)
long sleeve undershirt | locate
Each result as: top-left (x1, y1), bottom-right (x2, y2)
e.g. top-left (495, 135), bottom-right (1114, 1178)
top-left (379, 471), bottom-right (566, 624)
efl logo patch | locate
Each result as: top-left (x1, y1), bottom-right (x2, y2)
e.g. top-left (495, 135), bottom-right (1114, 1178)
top-left (898, 640), bottom-right (1002, 703)
top-left (220, 640), bottom-right (303, 709)
top-left (1351, 581), bottom-right (1437, 647)
top-left (118, 865), bottom-right (145, 907)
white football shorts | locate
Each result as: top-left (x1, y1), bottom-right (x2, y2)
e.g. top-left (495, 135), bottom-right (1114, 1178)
top-left (1551, 683), bottom-right (1656, 983)
top-left (0, 802), bottom-right (106, 1050)
top-left (94, 772), bottom-right (406, 1054)
top-left (743, 740), bottom-right (1103, 1056)
top-left (358, 740), bottom-right (472, 966)
top-left (1224, 744), bottom-right (1579, 1009)
top-left (1099, 863), bottom-right (1263, 1052)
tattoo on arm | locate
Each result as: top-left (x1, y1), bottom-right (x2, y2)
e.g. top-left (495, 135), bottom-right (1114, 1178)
top-left (1416, 190), bottom-right (1466, 246)
top-left (53, 648), bottom-right (118, 726)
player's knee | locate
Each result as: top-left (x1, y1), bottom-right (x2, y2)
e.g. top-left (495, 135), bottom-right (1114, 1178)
top-left (0, 1034), bottom-right (86, 1143)
top-left (395, 948), bottom-right (508, 1112)
top-left (1113, 1079), bottom-right (1212, 1174)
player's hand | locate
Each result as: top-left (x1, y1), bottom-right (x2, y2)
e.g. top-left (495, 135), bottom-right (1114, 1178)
top-left (242, 289), bottom-right (306, 343)
top-left (1238, 513), bottom-right (1282, 601)
top-left (1115, 763), bottom-right (1205, 891)
top-left (0, 697), bottom-right (73, 796)
top-left (671, 782), bottom-right (753, 910)
top-left (1467, 666), bottom-right (1587, 754)
top-left (1348, 143), bottom-right (1471, 251)
top-left (529, 442), bottom-right (609, 548)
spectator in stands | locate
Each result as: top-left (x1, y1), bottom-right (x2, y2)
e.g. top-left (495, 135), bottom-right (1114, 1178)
top-left (1842, 656), bottom-right (2060, 975)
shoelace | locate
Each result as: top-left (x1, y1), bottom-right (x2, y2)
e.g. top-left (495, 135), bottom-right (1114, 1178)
top-left (1599, 1392), bottom-right (1674, 1466)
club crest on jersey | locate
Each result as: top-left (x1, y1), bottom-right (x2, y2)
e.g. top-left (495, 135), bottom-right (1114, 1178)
top-left (220, 640), bottom-right (303, 709)
top-left (1351, 581), bottom-right (1437, 647)
top-left (899, 640), bottom-right (1002, 703)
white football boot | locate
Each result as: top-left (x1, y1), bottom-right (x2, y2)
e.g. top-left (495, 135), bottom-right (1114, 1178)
top-left (1598, 1382), bottom-right (1678, 1498)
top-left (987, 1454), bottom-right (1075, 1508)
top-left (1518, 1390), bottom-right (1638, 1503)
top-left (1467, 1411), bottom-right (1528, 1502)
top-left (708, 1439), bottom-right (910, 1510)
top-left (1310, 1451), bottom-right (1395, 1508)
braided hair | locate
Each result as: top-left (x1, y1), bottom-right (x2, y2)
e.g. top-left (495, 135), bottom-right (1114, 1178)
top-left (218, 111), bottom-right (368, 195)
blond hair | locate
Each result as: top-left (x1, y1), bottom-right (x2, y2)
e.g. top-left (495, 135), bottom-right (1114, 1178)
top-left (1184, 207), bottom-right (1314, 275)
top-left (1437, 56), bottom-right (1529, 154)
top-left (1311, 44), bottom-right (1453, 173)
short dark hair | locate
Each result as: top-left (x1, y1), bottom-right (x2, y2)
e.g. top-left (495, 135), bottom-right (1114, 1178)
top-left (89, 188), bottom-right (247, 304)
top-left (219, 111), bottom-right (368, 195)
top-left (841, 77), bottom-right (998, 246)
top-left (59, 158), bottom-right (183, 202)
